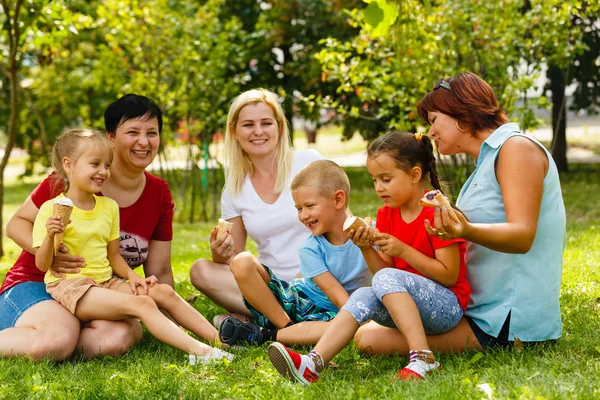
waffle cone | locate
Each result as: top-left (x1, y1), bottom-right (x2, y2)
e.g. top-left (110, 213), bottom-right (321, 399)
top-left (53, 203), bottom-right (73, 255)
top-left (343, 216), bottom-right (368, 232)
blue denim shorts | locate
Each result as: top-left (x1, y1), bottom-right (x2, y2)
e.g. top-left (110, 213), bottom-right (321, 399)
top-left (0, 281), bottom-right (53, 331)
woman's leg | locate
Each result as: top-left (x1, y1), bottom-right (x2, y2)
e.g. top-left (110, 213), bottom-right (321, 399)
top-left (75, 286), bottom-right (215, 356)
top-left (0, 300), bottom-right (80, 361)
top-left (230, 252), bottom-right (291, 328)
top-left (354, 318), bottom-right (482, 355)
top-left (77, 319), bottom-right (143, 358)
top-left (189, 257), bottom-right (251, 316)
top-left (146, 283), bottom-right (218, 343)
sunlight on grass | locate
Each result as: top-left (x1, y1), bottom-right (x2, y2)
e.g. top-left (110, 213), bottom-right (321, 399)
top-left (0, 165), bottom-right (599, 399)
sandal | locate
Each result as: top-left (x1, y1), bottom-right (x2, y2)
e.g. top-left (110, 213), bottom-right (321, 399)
top-left (219, 316), bottom-right (263, 346)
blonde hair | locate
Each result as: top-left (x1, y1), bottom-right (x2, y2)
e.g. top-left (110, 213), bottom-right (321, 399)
top-left (52, 128), bottom-right (113, 192)
top-left (224, 88), bottom-right (293, 196)
top-left (291, 160), bottom-right (350, 207)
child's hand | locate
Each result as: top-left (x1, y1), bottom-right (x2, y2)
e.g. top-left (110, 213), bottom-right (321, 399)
top-left (45, 215), bottom-right (66, 237)
top-left (348, 225), bottom-right (374, 251)
top-left (372, 232), bottom-right (404, 258)
top-left (145, 275), bottom-right (158, 287)
top-left (127, 270), bottom-right (149, 295)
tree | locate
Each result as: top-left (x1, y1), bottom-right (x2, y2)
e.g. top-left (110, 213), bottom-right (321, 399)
top-left (0, 0), bottom-right (80, 256)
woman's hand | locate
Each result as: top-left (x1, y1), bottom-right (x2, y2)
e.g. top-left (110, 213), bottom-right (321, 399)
top-left (348, 226), bottom-right (375, 251)
top-left (372, 232), bottom-right (405, 258)
top-left (425, 207), bottom-right (469, 240)
top-left (49, 244), bottom-right (86, 278)
top-left (127, 269), bottom-right (148, 295)
top-left (210, 226), bottom-right (235, 261)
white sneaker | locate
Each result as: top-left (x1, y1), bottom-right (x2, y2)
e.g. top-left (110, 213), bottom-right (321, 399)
top-left (188, 348), bottom-right (234, 365)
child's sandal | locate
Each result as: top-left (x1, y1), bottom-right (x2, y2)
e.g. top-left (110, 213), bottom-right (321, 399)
top-left (218, 316), bottom-right (263, 346)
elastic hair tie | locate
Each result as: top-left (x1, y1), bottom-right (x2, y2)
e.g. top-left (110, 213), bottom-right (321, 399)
top-left (415, 132), bottom-right (423, 141)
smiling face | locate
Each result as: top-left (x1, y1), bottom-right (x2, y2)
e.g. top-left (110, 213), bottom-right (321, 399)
top-left (426, 111), bottom-right (465, 155)
top-left (65, 145), bottom-right (112, 195)
top-left (108, 116), bottom-right (160, 171)
top-left (292, 185), bottom-right (338, 237)
top-left (234, 102), bottom-right (280, 159)
top-left (366, 153), bottom-right (417, 209)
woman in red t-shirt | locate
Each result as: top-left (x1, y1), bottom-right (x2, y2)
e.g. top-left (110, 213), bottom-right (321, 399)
top-left (0, 94), bottom-right (174, 360)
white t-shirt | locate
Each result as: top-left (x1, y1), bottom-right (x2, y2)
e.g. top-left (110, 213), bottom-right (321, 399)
top-left (221, 149), bottom-right (324, 281)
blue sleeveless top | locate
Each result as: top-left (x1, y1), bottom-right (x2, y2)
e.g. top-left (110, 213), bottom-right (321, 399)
top-left (456, 123), bottom-right (566, 342)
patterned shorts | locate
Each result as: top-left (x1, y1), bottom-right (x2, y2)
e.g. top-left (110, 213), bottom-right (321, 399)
top-left (243, 265), bottom-right (337, 328)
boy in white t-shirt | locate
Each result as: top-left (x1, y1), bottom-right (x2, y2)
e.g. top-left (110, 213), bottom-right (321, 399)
top-left (219, 160), bottom-right (372, 346)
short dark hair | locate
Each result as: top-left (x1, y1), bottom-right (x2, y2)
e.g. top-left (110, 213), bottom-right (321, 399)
top-left (104, 94), bottom-right (163, 134)
top-left (417, 72), bottom-right (508, 135)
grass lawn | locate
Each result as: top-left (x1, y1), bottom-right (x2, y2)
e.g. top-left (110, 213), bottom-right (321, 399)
top-left (0, 165), bottom-right (599, 399)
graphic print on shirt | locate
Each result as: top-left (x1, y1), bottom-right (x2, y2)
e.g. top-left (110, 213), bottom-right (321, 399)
top-left (120, 232), bottom-right (148, 268)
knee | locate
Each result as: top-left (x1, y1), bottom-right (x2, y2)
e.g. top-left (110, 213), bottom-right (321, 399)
top-left (372, 268), bottom-right (409, 298)
top-left (99, 320), bottom-right (143, 357)
top-left (132, 294), bottom-right (159, 315)
top-left (30, 323), bottom-right (79, 361)
top-left (150, 283), bottom-right (177, 306)
top-left (353, 327), bottom-right (375, 355)
top-left (190, 258), bottom-right (217, 292)
top-left (229, 252), bottom-right (257, 280)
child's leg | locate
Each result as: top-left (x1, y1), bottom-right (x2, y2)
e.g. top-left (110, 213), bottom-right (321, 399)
top-left (229, 252), bottom-right (291, 328)
top-left (145, 283), bottom-right (218, 343)
top-left (274, 321), bottom-right (330, 346)
top-left (75, 286), bottom-right (215, 357)
top-left (268, 287), bottom-right (386, 384)
top-left (372, 269), bottom-right (463, 379)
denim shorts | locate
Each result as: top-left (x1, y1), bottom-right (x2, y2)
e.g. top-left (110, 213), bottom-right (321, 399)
top-left (0, 281), bottom-right (54, 331)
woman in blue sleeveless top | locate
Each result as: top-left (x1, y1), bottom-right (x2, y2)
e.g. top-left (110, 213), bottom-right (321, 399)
top-left (354, 72), bottom-right (566, 353)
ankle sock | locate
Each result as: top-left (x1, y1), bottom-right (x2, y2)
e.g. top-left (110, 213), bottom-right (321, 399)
top-left (307, 350), bottom-right (325, 373)
top-left (398, 350), bottom-right (439, 380)
top-left (260, 320), bottom-right (294, 344)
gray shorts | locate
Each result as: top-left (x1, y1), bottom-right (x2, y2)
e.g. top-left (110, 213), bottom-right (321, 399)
top-left (342, 268), bottom-right (463, 334)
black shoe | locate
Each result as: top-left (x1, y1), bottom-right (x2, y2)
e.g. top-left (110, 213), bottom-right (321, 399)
top-left (219, 316), bottom-right (264, 346)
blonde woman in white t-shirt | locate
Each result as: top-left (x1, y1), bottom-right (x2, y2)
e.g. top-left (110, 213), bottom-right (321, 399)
top-left (190, 89), bottom-right (323, 323)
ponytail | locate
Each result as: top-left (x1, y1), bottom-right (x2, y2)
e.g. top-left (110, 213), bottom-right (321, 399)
top-left (421, 136), bottom-right (442, 191)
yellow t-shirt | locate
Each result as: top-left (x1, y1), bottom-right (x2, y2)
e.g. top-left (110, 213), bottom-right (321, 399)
top-left (32, 194), bottom-right (121, 284)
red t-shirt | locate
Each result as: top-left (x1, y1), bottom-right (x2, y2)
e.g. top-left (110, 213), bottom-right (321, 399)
top-left (376, 205), bottom-right (471, 310)
top-left (0, 171), bottom-right (174, 295)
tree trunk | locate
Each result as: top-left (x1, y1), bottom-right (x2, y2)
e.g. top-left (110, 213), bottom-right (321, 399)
top-left (548, 64), bottom-right (568, 172)
top-left (0, 0), bottom-right (24, 257)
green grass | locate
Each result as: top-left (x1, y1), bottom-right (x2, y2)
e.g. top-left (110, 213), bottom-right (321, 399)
top-left (1, 166), bottom-right (599, 399)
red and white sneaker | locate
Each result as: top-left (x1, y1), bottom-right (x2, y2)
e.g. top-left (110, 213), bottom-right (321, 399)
top-left (267, 342), bottom-right (320, 385)
top-left (397, 359), bottom-right (440, 381)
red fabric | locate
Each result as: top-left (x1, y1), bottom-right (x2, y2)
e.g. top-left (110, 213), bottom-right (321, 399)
top-left (376, 205), bottom-right (471, 311)
top-left (0, 171), bottom-right (174, 295)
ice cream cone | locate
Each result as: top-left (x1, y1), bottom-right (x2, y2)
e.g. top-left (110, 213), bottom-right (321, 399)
top-left (343, 215), bottom-right (369, 232)
top-left (217, 218), bottom-right (233, 240)
top-left (53, 199), bottom-right (73, 256)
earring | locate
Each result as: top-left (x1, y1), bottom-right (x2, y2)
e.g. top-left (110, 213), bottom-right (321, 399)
top-left (455, 121), bottom-right (466, 132)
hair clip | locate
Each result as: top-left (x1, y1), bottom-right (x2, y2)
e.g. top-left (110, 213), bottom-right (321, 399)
top-left (415, 132), bottom-right (423, 141)
top-left (433, 78), bottom-right (451, 91)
